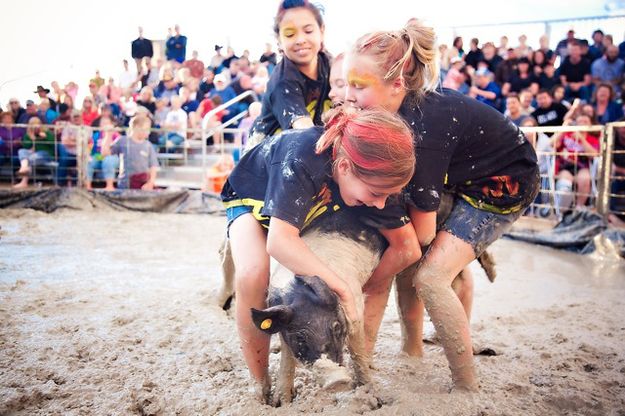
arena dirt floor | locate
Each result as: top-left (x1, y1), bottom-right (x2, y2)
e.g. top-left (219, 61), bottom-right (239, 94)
top-left (1, 208), bottom-right (625, 415)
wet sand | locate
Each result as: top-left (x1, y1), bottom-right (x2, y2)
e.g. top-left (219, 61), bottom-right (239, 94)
top-left (1, 209), bottom-right (625, 415)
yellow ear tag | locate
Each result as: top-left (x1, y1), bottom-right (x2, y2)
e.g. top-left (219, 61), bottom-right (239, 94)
top-left (260, 318), bottom-right (272, 330)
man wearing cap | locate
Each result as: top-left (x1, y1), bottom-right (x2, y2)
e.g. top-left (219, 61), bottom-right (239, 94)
top-left (18, 100), bottom-right (38, 124)
top-left (34, 86), bottom-right (57, 110)
top-left (131, 26), bottom-right (154, 75)
top-left (470, 68), bottom-right (501, 109)
top-left (210, 45), bottom-right (225, 71)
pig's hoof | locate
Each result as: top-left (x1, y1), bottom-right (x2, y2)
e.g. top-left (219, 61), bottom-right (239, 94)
top-left (210, 289), bottom-right (234, 310)
top-left (272, 388), bottom-right (294, 407)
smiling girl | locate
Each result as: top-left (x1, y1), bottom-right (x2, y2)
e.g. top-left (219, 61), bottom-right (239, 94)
top-left (247, 0), bottom-right (331, 148)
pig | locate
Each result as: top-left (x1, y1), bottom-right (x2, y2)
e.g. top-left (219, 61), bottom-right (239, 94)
top-left (216, 208), bottom-right (495, 405)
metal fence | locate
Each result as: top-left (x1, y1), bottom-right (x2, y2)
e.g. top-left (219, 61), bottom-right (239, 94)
top-left (2, 121), bottom-right (625, 219)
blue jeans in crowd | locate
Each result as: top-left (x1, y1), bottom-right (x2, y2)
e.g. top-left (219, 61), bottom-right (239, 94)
top-left (87, 155), bottom-right (119, 181)
top-left (18, 148), bottom-right (52, 166)
top-left (57, 144), bottom-right (77, 185)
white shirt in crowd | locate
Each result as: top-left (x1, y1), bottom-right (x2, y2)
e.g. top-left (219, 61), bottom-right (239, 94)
top-left (165, 108), bottom-right (188, 138)
top-left (118, 70), bottom-right (136, 90)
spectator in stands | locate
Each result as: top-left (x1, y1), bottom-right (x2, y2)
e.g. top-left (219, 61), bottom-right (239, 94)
top-left (553, 114), bottom-right (600, 210)
top-left (515, 34), bottom-right (532, 58)
top-left (8, 98), bottom-right (25, 123)
top-left (505, 93), bottom-right (529, 125)
top-left (90, 70), bottom-right (105, 89)
top-left (118, 60), bottom-right (136, 92)
top-left (210, 45), bottom-right (225, 70)
top-left (91, 104), bottom-right (117, 128)
top-left (502, 57), bottom-right (538, 97)
top-left (18, 100), bottom-right (37, 124)
top-left (198, 68), bottom-right (216, 99)
top-left (619, 37), bottom-right (625, 60)
top-left (154, 98), bottom-right (169, 128)
top-left (230, 75), bottom-right (257, 105)
top-left (497, 35), bottom-right (509, 57)
top-left (131, 26), bottom-right (154, 75)
top-left (469, 68), bottom-right (501, 109)
top-left (609, 119), bottom-right (625, 226)
top-left (221, 46), bottom-right (239, 70)
top-left (64, 81), bottom-right (79, 101)
top-left (532, 89), bottom-right (568, 129)
top-left (180, 86), bottom-right (200, 115)
top-left (452, 36), bottom-right (464, 58)
top-left (235, 101), bottom-right (262, 147)
top-left (531, 49), bottom-right (547, 76)
top-left (81, 96), bottom-right (100, 126)
top-left (99, 78), bottom-right (123, 114)
top-left (224, 59), bottom-right (242, 84)
top-left (160, 95), bottom-right (187, 150)
top-left (50, 82), bottom-right (66, 110)
top-left (592, 83), bottom-right (623, 124)
top-left (0, 112), bottom-right (23, 161)
top-left (521, 116), bottom-right (552, 178)
top-left (210, 73), bottom-right (237, 107)
top-left (552, 84), bottom-right (571, 109)
top-left (136, 86), bottom-right (156, 115)
top-left (559, 41), bottom-right (592, 102)
top-left (588, 29), bottom-right (605, 62)
top-left (495, 48), bottom-right (518, 86)
top-left (519, 89), bottom-right (536, 114)
top-left (556, 29), bottom-right (577, 58)
top-left (165, 25), bottom-right (187, 63)
top-left (38, 99), bottom-right (58, 124)
top-left (34, 85), bottom-right (57, 110)
top-left (442, 57), bottom-right (467, 92)
top-left (464, 38), bottom-right (483, 70)
top-left (14, 117), bottom-right (56, 189)
top-left (591, 45), bottom-right (624, 93)
top-left (141, 58), bottom-right (161, 90)
top-left (154, 67), bottom-right (180, 101)
top-left (58, 110), bottom-right (87, 186)
top-left (259, 42), bottom-right (277, 70)
top-left (537, 35), bottom-right (555, 64)
top-left (538, 63), bottom-right (559, 90)
top-left (183, 50), bottom-right (205, 79)
top-left (87, 81), bottom-right (105, 108)
top-left (251, 65), bottom-right (270, 98)
top-left (86, 115), bottom-right (119, 191)
top-left (101, 114), bottom-right (158, 190)
top-left (479, 42), bottom-right (502, 74)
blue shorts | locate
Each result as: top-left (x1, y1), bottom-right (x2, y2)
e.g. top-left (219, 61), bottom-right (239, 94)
top-left (436, 193), bottom-right (524, 257)
top-left (225, 204), bottom-right (270, 237)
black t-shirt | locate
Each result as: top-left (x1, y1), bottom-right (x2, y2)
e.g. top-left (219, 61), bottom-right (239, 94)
top-left (249, 52), bottom-right (331, 138)
top-left (538, 73), bottom-right (560, 90)
top-left (481, 55), bottom-right (503, 74)
top-left (531, 103), bottom-right (568, 128)
top-left (508, 73), bottom-right (538, 93)
top-left (558, 57), bottom-right (591, 82)
top-left (222, 127), bottom-right (409, 230)
top-left (400, 89), bottom-right (539, 214)
top-left (465, 49), bottom-right (484, 69)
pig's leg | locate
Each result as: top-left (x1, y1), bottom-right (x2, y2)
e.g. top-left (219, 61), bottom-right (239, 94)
top-left (229, 214), bottom-right (272, 403)
top-left (347, 319), bottom-right (372, 385)
top-left (274, 335), bottom-right (296, 406)
top-left (216, 236), bottom-right (236, 309)
top-left (395, 263), bottom-right (424, 357)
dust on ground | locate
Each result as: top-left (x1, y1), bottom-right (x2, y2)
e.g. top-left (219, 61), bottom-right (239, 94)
top-left (1, 209), bottom-right (624, 415)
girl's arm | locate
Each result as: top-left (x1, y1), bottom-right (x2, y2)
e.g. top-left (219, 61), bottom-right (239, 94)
top-left (365, 223), bottom-right (421, 287)
top-left (291, 117), bottom-right (315, 129)
top-left (266, 217), bottom-right (358, 322)
top-left (408, 207), bottom-right (437, 247)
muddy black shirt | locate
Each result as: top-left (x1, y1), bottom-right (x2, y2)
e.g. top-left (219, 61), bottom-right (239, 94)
top-left (249, 52), bottom-right (331, 139)
top-left (222, 127), bottom-right (409, 230)
top-left (400, 88), bottom-right (539, 214)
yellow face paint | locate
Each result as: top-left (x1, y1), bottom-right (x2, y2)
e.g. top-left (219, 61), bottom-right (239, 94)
top-left (260, 318), bottom-right (272, 330)
top-left (347, 70), bottom-right (380, 88)
top-left (280, 26), bottom-right (296, 38)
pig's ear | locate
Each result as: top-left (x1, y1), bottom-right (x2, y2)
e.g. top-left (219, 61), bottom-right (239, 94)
top-left (295, 275), bottom-right (338, 307)
top-left (251, 306), bottom-right (293, 334)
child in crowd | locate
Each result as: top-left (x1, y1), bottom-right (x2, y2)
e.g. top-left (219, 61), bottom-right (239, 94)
top-left (223, 107), bottom-right (419, 402)
top-left (14, 117), bottom-right (56, 189)
top-left (153, 98), bottom-right (170, 128)
top-left (101, 114), bottom-right (158, 190)
top-left (159, 95), bottom-right (187, 150)
top-left (235, 101), bottom-right (262, 147)
top-left (86, 115), bottom-right (120, 191)
top-left (247, 0), bottom-right (332, 148)
top-left (328, 53), bottom-right (346, 107)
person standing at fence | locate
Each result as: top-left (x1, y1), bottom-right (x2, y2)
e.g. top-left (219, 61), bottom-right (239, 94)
top-left (247, 0), bottom-right (331, 148)
top-left (13, 117), bottom-right (56, 189)
top-left (343, 21), bottom-right (540, 392)
top-left (101, 114), bottom-right (158, 190)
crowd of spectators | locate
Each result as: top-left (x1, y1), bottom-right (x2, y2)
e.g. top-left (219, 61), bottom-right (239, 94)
top-left (0, 25), bottom-right (624, 216)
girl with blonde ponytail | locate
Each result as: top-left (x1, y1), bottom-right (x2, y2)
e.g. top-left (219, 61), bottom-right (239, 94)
top-left (344, 20), bottom-right (540, 392)
top-left (220, 107), bottom-right (420, 401)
